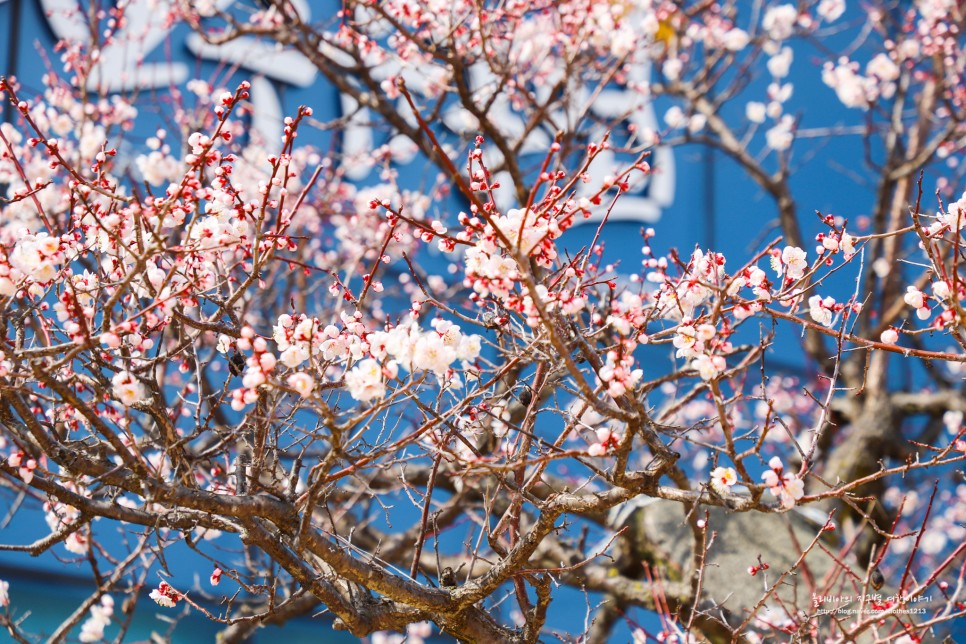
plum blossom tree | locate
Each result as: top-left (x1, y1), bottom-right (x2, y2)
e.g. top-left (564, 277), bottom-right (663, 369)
top-left (0, 0), bottom-right (965, 642)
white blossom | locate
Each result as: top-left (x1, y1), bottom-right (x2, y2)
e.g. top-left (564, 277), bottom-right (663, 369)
top-left (722, 28), bottom-right (750, 51)
top-left (822, 59), bottom-right (876, 109)
top-left (710, 466), bottom-right (738, 494)
top-left (762, 457), bottom-right (805, 509)
top-left (762, 5), bottom-right (798, 40)
top-left (933, 280), bottom-right (950, 300)
top-left (64, 532), bottom-right (87, 554)
top-left (692, 354), bottom-right (726, 381)
top-left (345, 359), bottom-right (385, 402)
top-left (840, 233), bottom-right (856, 258)
top-left (216, 334), bottom-right (232, 354)
top-left (767, 47), bottom-right (794, 78)
top-left (149, 587), bottom-right (176, 608)
top-left (808, 295), bottom-right (835, 327)
top-left (673, 325), bottom-right (700, 359)
top-left (112, 371), bottom-right (148, 406)
top-left (664, 106), bottom-right (687, 129)
top-left (766, 115), bottom-right (795, 151)
top-left (880, 328), bottom-right (899, 344)
top-left (413, 333), bottom-right (457, 375)
top-left (904, 286), bottom-right (925, 309)
top-left (866, 53), bottom-right (900, 82)
top-left (79, 595), bottom-right (113, 642)
top-left (287, 372), bottom-right (315, 398)
top-left (746, 101), bottom-right (767, 124)
top-left (817, 0), bottom-right (846, 21)
top-left (781, 246), bottom-right (808, 280)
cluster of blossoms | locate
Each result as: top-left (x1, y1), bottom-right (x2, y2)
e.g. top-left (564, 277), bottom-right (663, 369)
top-left (134, 129), bottom-right (182, 186)
top-left (233, 312), bottom-right (485, 406)
top-left (727, 266), bottom-right (770, 321)
top-left (384, 318), bottom-right (480, 375)
top-left (736, 2), bottom-right (845, 151)
top-left (815, 229), bottom-right (856, 260)
top-left (598, 344), bottom-right (644, 397)
top-left (53, 270), bottom-right (99, 344)
top-left (652, 249), bottom-right (727, 320)
top-left (375, 0), bottom-right (749, 107)
top-left (822, 53), bottom-right (901, 110)
top-left (894, 195), bottom-right (966, 329)
top-left (78, 595), bottom-right (113, 642)
top-left (521, 281), bottom-right (587, 326)
top-left (2, 231), bottom-right (67, 296)
top-left (231, 328), bottom-right (276, 411)
top-left (43, 478), bottom-right (90, 555)
top-left (673, 320), bottom-right (729, 381)
top-left (929, 191), bottom-right (966, 234)
top-left (903, 286), bottom-right (934, 321)
top-left (740, 32), bottom-right (797, 150)
top-left (0, 76), bottom-right (136, 238)
top-left (332, 187), bottom-right (424, 260)
top-left (461, 207), bottom-right (565, 309)
top-left (344, 359), bottom-right (394, 403)
top-left (100, 318), bottom-right (158, 357)
top-left (6, 451), bottom-right (37, 485)
top-left (273, 314), bottom-right (339, 369)
top-left (595, 228), bottom-right (875, 402)
top-left (807, 295), bottom-right (841, 328)
top-left (761, 457), bottom-right (805, 509)
top-left (347, 318), bottom-right (482, 400)
top-left (587, 427), bottom-right (622, 457)
top-left (606, 290), bottom-right (650, 339)
top-left (761, 4), bottom-right (801, 41)
top-left (692, 349), bottom-right (728, 382)
top-left (187, 184), bottom-right (251, 253)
